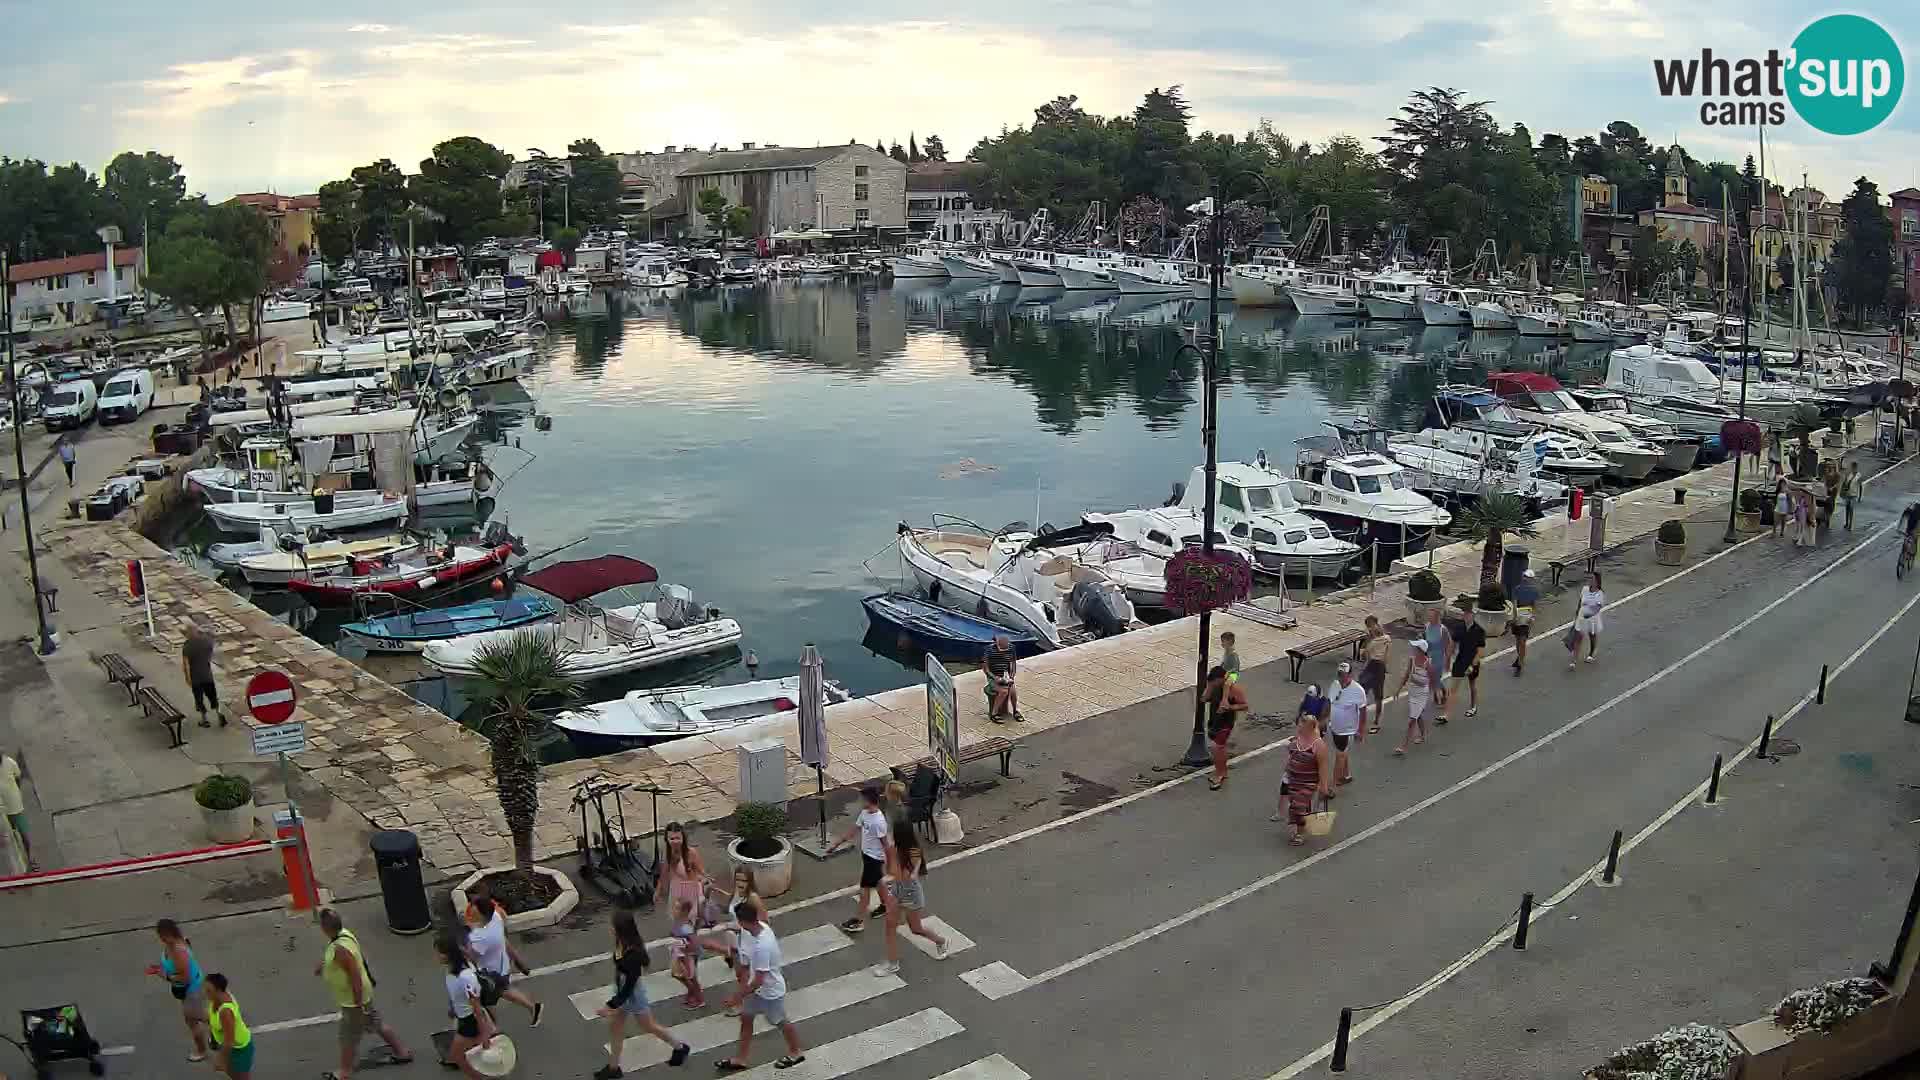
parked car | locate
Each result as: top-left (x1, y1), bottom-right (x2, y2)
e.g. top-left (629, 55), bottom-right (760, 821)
top-left (41, 376), bottom-right (97, 431)
top-left (97, 367), bottom-right (155, 425)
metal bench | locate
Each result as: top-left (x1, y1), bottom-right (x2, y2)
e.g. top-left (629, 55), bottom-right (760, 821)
top-left (25, 577), bottom-right (57, 614)
top-left (135, 685), bottom-right (186, 748)
top-left (915, 735), bottom-right (1015, 779)
top-left (1286, 628), bottom-right (1367, 682)
top-left (93, 651), bottom-right (144, 705)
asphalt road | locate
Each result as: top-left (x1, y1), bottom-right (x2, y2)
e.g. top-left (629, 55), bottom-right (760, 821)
top-left (2, 460), bottom-right (1917, 1080)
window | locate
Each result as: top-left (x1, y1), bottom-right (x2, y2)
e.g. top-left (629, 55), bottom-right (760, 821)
top-left (1228, 524), bottom-right (1249, 539)
top-left (1253, 528), bottom-right (1279, 545)
top-left (1904, 209), bottom-right (1918, 239)
top-left (1387, 473), bottom-right (1408, 490)
top-left (855, 165), bottom-right (868, 177)
top-left (1331, 471), bottom-right (1357, 492)
top-left (1356, 474), bottom-right (1381, 494)
top-left (85, 272), bottom-right (96, 286)
top-left (1309, 525), bottom-right (1333, 539)
top-left (1145, 530), bottom-right (1172, 548)
top-left (855, 209), bottom-right (870, 224)
top-left (1245, 486), bottom-right (1276, 511)
top-left (1283, 530), bottom-right (1307, 544)
top-left (855, 184), bottom-right (869, 202)
top-left (1219, 483), bottom-right (1245, 511)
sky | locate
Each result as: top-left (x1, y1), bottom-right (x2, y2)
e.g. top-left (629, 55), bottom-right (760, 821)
top-left (0, 0), bottom-right (1914, 202)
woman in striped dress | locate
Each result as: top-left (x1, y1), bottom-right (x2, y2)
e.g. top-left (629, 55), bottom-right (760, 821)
top-left (1272, 711), bottom-right (1332, 846)
top-left (1393, 637), bottom-right (1436, 755)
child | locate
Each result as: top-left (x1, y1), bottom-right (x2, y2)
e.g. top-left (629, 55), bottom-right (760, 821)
top-left (666, 897), bottom-right (703, 1008)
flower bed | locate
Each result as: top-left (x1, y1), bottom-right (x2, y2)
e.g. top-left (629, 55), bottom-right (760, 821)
top-left (1772, 976), bottom-right (1887, 1035)
top-left (1589, 1023), bottom-right (1737, 1080)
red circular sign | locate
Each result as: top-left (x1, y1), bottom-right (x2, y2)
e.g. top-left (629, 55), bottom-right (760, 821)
top-left (245, 670), bottom-right (298, 725)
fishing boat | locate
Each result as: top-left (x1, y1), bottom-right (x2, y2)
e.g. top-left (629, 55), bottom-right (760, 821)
top-left (939, 252), bottom-right (1001, 280)
top-left (337, 595), bottom-right (562, 653)
top-left (890, 242), bottom-right (950, 279)
top-left (421, 555), bottom-right (743, 681)
top-left (1290, 431), bottom-right (1454, 557)
top-left (204, 493), bottom-right (411, 534)
top-left (551, 677), bottom-right (853, 753)
top-left (237, 535), bottom-right (421, 585)
top-left (892, 520), bottom-right (1137, 651)
top-left (286, 542), bottom-right (515, 605)
top-left (860, 592), bottom-right (1044, 657)
top-left (1170, 464), bottom-right (1364, 578)
top-left (1419, 286), bottom-right (1483, 327)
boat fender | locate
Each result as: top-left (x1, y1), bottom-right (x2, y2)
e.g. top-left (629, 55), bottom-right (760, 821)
top-left (416, 576), bottom-right (439, 590)
top-left (473, 462), bottom-right (493, 493)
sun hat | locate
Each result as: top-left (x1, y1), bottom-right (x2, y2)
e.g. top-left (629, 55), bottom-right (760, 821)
top-left (1410, 637), bottom-right (1430, 652)
top-left (467, 1034), bottom-right (518, 1077)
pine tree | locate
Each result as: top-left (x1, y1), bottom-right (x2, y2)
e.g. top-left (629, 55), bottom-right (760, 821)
top-left (909, 133), bottom-right (922, 163)
top-left (876, 138), bottom-right (886, 153)
top-left (1742, 155), bottom-right (1758, 181)
top-left (922, 134), bottom-right (947, 162)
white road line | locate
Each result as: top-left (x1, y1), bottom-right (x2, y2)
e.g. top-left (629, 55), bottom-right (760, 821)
top-left (932, 1054), bottom-right (1035, 1080)
top-left (609, 969), bottom-right (906, 1070)
top-left (98, 1044), bottom-right (136, 1057)
top-left (1262, 574), bottom-right (1920, 1079)
top-left (728, 1008), bottom-right (963, 1079)
top-left (971, 516), bottom-right (1897, 998)
top-left (568, 925), bottom-right (852, 1020)
top-left (901, 916), bottom-right (976, 960)
top-left (249, 1011), bottom-right (339, 1035)
top-left (959, 961), bottom-right (1030, 1001)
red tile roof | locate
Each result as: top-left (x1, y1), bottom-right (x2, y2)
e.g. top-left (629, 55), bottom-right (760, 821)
top-left (7, 247), bottom-right (142, 284)
top-left (230, 192), bottom-right (321, 212)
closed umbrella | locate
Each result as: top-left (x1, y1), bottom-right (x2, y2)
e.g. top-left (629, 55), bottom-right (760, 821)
top-left (798, 644), bottom-right (829, 849)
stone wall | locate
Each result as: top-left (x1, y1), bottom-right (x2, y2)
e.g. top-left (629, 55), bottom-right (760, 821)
top-left (815, 146), bottom-right (906, 232)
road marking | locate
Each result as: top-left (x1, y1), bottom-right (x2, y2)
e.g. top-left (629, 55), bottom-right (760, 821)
top-left (932, 1054), bottom-right (1034, 1080)
top-left (569, 925), bottom-right (852, 1020)
top-left (250, 1011), bottom-right (339, 1035)
top-left (98, 1044), bottom-right (136, 1057)
top-left (959, 961), bottom-right (1030, 1001)
top-left (609, 969), bottom-right (906, 1070)
top-left (727, 1008), bottom-right (963, 1078)
top-left (901, 916), bottom-right (975, 960)
top-left (1262, 571), bottom-right (1920, 1078)
top-left (971, 516), bottom-right (1897, 998)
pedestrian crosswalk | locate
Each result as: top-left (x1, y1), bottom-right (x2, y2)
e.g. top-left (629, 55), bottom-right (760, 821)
top-left (609, 967), bottom-right (907, 1069)
top-left (727, 1009), bottom-right (962, 1078)
top-left (565, 924), bottom-right (855, 1021)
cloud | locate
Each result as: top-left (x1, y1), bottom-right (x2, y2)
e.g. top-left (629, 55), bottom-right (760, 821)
top-left (346, 23), bottom-right (392, 33)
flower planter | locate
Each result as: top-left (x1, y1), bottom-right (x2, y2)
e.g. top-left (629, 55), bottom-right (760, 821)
top-left (1654, 540), bottom-right (1685, 566)
top-left (728, 836), bottom-right (794, 897)
top-left (1735, 510), bottom-right (1763, 534)
top-left (201, 797), bottom-right (257, 844)
top-left (1472, 604), bottom-right (1510, 634)
top-left (451, 865), bottom-right (578, 931)
top-left (1405, 597), bottom-right (1443, 626)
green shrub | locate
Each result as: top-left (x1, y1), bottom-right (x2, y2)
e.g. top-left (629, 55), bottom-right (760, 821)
top-left (1408, 569), bottom-right (1443, 602)
top-left (1657, 519), bottom-right (1686, 545)
top-left (194, 773), bottom-right (253, 811)
top-left (1476, 581), bottom-right (1507, 610)
top-left (733, 801), bottom-right (789, 859)
top-left (1738, 488), bottom-right (1765, 514)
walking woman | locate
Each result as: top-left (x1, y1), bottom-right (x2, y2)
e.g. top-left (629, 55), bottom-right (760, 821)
top-left (595, 910), bottom-right (692, 1077)
top-left (1773, 477), bottom-right (1789, 539)
top-left (203, 974), bottom-right (253, 1080)
top-left (146, 918), bottom-right (209, 1062)
top-left (1201, 665), bottom-right (1248, 791)
top-left (871, 798), bottom-right (949, 976)
top-left (436, 933), bottom-right (496, 1079)
top-left (1567, 571), bottom-right (1605, 668)
top-left (698, 869), bottom-right (764, 1019)
top-left (1270, 711), bottom-right (1332, 846)
top-left (1359, 615), bottom-right (1391, 734)
top-left (1392, 637), bottom-right (1436, 755)
top-left (656, 823), bottom-right (709, 1003)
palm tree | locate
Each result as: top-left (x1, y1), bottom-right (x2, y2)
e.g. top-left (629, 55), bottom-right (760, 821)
top-left (1456, 492), bottom-right (1540, 587)
top-left (468, 631), bottom-right (581, 870)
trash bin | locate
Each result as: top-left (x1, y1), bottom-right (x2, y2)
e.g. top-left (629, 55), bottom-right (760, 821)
top-left (369, 830), bottom-right (432, 935)
top-left (1500, 545), bottom-right (1530, 598)
top-left (312, 489), bottom-right (335, 515)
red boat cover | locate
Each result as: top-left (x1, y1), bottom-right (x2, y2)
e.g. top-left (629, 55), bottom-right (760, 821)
top-left (519, 554), bottom-right (658, 603)
top-left (1487, 371), bottom-right (1562, 394)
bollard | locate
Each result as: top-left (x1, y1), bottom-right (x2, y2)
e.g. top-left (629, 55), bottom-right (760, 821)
top-left (1513, 891), bottom-right (1535, 950)
top-left (1817, 664), bottom-right (1828, 705)
top-left (1705, 754), bottom-right (1723, 805)
top-left (1757, 713), bottom-right (1775, 761)
top-left (1599, 830), bottom-right (1623, 885)
top-left (1330, 1007), bottom-right (1353, 1072)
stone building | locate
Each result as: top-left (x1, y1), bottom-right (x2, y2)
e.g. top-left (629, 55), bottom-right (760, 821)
top-left (1892, 187), bottom-right (1920, 309)
top-left (1636, 147), bottom-right (1720, 257)
top-left (675, 143), bottom-right (906, 240)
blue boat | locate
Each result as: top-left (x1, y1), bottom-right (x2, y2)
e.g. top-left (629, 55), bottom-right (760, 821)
top-left (337, 596), bottom-right (561, 653)
top-left (860, 592), bottom-right (1042, 659)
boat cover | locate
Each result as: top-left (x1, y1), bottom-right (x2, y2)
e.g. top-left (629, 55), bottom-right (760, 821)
top-left (520, 554), bottom-right (659, 603)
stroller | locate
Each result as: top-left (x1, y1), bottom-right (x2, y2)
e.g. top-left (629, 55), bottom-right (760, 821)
top-left (5, 1005), bottom-right (105, 1078)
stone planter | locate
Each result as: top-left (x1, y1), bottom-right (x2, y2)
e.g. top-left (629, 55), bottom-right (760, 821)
top-left (1472, 604), bottom-right (1510, 634)
top-left (1735, 510), bottom-right (1763, 533)
top-left (451, 865), bottom-right (578, 931)
top-left (728, 836), bottom-right (794, 898)
top-left (1730, 992), bottom-right (1899, 1080)
top-left (1406, 597), bottom-right (1443, 627)
top-left (1654, 540), bottom-right (1686, 566)
top-left (201, 797), bottom-right (257, 844)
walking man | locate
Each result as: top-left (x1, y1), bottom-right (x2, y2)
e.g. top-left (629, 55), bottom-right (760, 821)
top-left (465, 893), bottom-right (544, 1028)
top-left (824, 785), bottom-right (889, 933)
top-left (1509, 569), bottom-right (1538, 676)
top-left (1325, 662), bottom-right (1369, 788)
top-left (57, 440), bottom-right (75, 486)
top-left (1218, 631), bottom-right (1241, 681)
top-left (181, 621), bottom-right (225, 728)
top-left (717, 899), bottom-right (805, 1072)
top-left (315, 908), bottom-right (412, 1079)
top-left (1444, 601), bottom-right (1487, 722)
top-left (1842, 461), bottom-right (1861, 531)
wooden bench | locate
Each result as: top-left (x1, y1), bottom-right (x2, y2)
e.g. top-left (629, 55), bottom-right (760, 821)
top-left (1547, 541), bottom-right (1626, 587)
top-left (915, 735), bottom-right (1015, 778)
top-left (135, 685), bottom-right (186, 748)
top-left (93, 651), bottom-right (144, 705)
top-left (1287, 628), bottom-right (1367, 682)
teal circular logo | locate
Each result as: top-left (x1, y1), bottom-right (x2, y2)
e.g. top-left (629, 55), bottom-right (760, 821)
top-left (1788, 14), bottom-right (1903, 135)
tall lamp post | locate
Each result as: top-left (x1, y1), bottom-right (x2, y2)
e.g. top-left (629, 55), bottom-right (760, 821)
top-left (1723, 201), bottom-right (1755, 545)
top-left (1179, 171), bottom-right (1272, 768)
top-left (1, 251), bottom-right (58, 654)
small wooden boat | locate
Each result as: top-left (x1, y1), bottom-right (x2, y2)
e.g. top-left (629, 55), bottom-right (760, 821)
top-left (286, 543), bottom-right (514, 605)
top-left (237, 535), bottom-right (421, 585)
top-left (860, 592), bottom-right (1043, 657)
top-left (552, 676), bottom-right (851, 752)
top-left (336, 595), bottom-right (561, 653)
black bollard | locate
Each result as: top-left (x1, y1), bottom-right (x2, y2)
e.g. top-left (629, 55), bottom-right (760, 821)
top-left (1601, 830), bottom-right (1623, 884)
top-left (1513, 892), bottom-right (1535, 950)
top-left (1758, 713), bottom-right (1775, 761)
top-left (1817, 664), bottom-right (1828, 705)
top-left (1706, 754), bottom-right (1724, 804)
top-left (1331, 1007), bottom-right (1353, 1072)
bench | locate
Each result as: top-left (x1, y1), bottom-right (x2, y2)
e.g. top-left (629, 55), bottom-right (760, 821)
top-left (93, 651), bottom-right (144, 704)
top-left (25, 577), bottom-right (57, 614)
top-left (1547, 542), bottom-right (1626, 587)
top-left (914, 735), bottom-right (1015, 779)
top-left (1287, 629), bottom-right (1367, 682)
top-left (135, 685), bottom-right (186, 748)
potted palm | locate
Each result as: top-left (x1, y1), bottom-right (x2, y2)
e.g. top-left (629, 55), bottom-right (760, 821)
top-left (1473, 581), bottom-right (1510, 634)
top-left (1457, 493), bottom-right (1537, 616)
top-left (195, 773), bottom-right (256, 843)
top-left (1405, 568), bottom-right (1445, 626)
top-left (727, 801), bottom-right (794, 897)
top-left (1655, 519), bottom-right (1686, 565)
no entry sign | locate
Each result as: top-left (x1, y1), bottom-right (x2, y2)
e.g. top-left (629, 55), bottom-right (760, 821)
top-left (246, 670), bottom-right (298, 725)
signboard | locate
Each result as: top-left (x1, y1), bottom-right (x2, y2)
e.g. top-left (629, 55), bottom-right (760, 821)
top-left (924, 653), bottom-right (959, 783)
top-left (245, 670), bottom-right (298, 725)
top-left (250, 721), bottom-right (307, 757)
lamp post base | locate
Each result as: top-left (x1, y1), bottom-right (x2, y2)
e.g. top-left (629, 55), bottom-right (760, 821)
top-left (1178, 730), bottom-right (1212, 768)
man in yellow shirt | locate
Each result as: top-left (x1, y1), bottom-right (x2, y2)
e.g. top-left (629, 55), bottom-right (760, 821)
top-left (316, 909), bottom-right (412, 1079)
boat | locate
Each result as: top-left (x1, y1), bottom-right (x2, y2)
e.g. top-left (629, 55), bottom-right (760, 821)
top-left (1109, 254), bottom-right (1201, 296)
top-left (421, 555), bottom-right (744, 680)
top-left (337, 595), bottom-right (562, 653)
top-left (1358, 269), bottom-right (1430, 320)
top-left (1469, 293), bottom-right (1518, 331)
top-left (892, 520), bottom-right (1137, 651)
top-left (1171, 464), bottom-right (1364, 578)
top-left (1383, 429), bottom-right (1565, 510)
top-left (1605, 344), bottom-right (1802, 428)
top-left (286, 542), bottom-right (515, 605)
top-left (1513, 295), bottom-right (1568, 337)
top-left (939, 252), bottom-right (1000, 280)
top-left (204, 493), bottom-right (411, 534)
top-left (985, 251), bottom-right (1024, 284)
top-left (552, 677), bottom-right (852, 752)
top-left (1420, 286), bottom-right (1483, 327)
top-left (1290, 430), bottom-right (1453, 556)
top-left (861, 591), bottom-right (1044, 657)
top-left (1423, 387), bottom-right (1612, 485)
top-left (1563, 387), bottom-right (1702, 473)
top-left (263, 298), bottom-right (312, 323)
top-left (1571, 302), bottom-right (1621, 343)
top-left (1074, 506), bottom-right (1260, 607)
top-left (1055, 252), bottom-right (1121, 291)
top-left (1288, 271), bottom-right (1364, 316)
top-left (1012, 250), bottom-right (1065, 289)
top-left (1487, 372), bottom-right (1661, 481)
top-left (1228, 251), bottom-right (1306, 308)
top-left (890, 242), bottom-right (950, 279)
top-left (237, 534), bottom-right (422, 585)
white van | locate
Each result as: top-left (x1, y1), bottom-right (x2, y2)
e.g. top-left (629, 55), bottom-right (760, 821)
top-left (41, 377), bottom-right (98, 431)
top-left (98, 367), bottom-right (155, 425)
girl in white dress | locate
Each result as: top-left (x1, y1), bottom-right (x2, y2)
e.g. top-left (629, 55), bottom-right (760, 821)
top-left (1567, 571), bottom-right (1605, 668)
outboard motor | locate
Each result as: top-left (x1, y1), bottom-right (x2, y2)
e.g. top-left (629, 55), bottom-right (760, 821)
top-left (1163, 482), bottom-right (1185, 508)
top-left (654, 584), bottom-right (705, 629)
top-left (1068, 580), bottom-right (1129, 638)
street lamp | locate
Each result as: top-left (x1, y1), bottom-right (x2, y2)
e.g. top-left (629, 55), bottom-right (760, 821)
top-left (0, 251), bottom-right (59, 654)
top-left (1723, 199), bottom-right (1755, 546)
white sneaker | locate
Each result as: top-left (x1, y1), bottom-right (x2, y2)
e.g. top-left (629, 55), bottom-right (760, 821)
top-left (935, 940), bottom-right (950, 960)
top-left (1584, 655), bottom-right (1596, 664)
top-left (1567, 660), bottom-right (1577, 670)
top-left (872, 961), bottom-right (900, 976)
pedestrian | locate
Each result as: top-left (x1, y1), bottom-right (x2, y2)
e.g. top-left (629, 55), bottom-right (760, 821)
top-left (465, 893), bottom-right (544, 1027)
top-left (57, 440), bottom-right (74, 486)
top-left (698, 869), bottom-right (763, 1019)
top-left (656, 823), bottom-right (708, 963)
top-left (1444, 600), bottom-right (1486, 722)
top-left (666, 896), bottom-right (703, 1008)
top-left (203, 973), bottom-right (253, 1080)
top-left (1202, 664), bottom-right (1248, 791)
top-left (717, 899), bottom-right (805, 1072)
top-left (871, 792), bottom-right (949, 976)
top-left (1422, 606), bottom-right (1453, 710)
top-left (1393, 637), bottom-right (1436, 755)
top-left (1796, 489), bottom-right (1814, 547)
top-left (146, 919), bottom-right (209, 1063)
top-left (1270, 709), bottom-right (1332, 846)
top-left (181, 621), bottom-right (226, 728)
top-left (1509, 569), bottom-right (1539, 676)
top-left (1218, 631), bottom-right (1242, 682)
top-left (436, 932), bottom-right (495, 1079)
top-left (315, 907), bottom-right (412, 1080)
top-left (875, 779), bottom-right (910, 920)
top-left (982, 634), bottom-right (1020, 722)
top-left (824, 785), bottom-right (889, 933)
top-left (1774, 478), bottom-right (1790, 539)
top-left (1324, 662), bottom-right (1368, 786)
top-left (1768, 432), bottom-right (1783, 477)
top-left (1359, 615), bottom-right (1390, 733)
top-left (0, 747), bottom-right (34, 870)
top-left (1295, 683), bottom-right (1328, 728)
top-left (1567, 571), bottom-right (1605, 668)
top-left (1843, 461), bottom-right (1861, 531)
top-left (596, 910), bottom-right (692, 1077)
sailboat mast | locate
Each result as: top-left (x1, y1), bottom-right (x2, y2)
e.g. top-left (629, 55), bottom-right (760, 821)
top-left (1756, 126), bottom-right (1768, 338)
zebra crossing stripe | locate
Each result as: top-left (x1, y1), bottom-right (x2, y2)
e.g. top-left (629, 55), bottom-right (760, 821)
top-left (900, 916), bottom-right (976, 960)
top-left (931, 1055), bottom-right (1034, 1080)
top-left (725, 1008), bottom-right (963, 1079)
top-left (609, 968), bottom-right (907, 1070)
top-left (569, 924), bottom-right (851, 1020)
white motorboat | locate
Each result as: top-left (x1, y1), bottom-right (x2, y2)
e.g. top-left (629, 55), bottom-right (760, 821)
top-left (1513, 295), bottom-right (1568, 337)
top-left (1066, 508), bottom-right (1256, 612)
top-left (1358, 268), bottom-right (1429, 320)
top-left (1228, 252), bottom-right (1306, 308)
top-left (421, 555), bottom-right (743, 681)
top-left (1571, 301), bottom-right (1623, 343)
top-left (893, 520), bottom-right (1138, 650)
top-left (940, 252), bottom-right (1000, 280)
top-left (1564, 387), bottom-right (1702, 473)
top-left (553, 676), bottom-right (852, 749)
top-left (1171, 463), bottom-right (1363, 578)
top-left (1290, 431), bottom-right (1453, 555)
top-left (1488, 373), bottom-right (1661, 480)
top-left (626, 256), bottom-right (689, 288)
top-left (1606, 344), bottom-right (1800, 428)
top-left (1289, 269), bottom-right (1364, 316)
top-left (1424, 386), bottom-right (1610, 485)
top-left (1386, 434), bottom-right (1566, 508)
top-left (1011, 250), bottom-right (1065, 289)
top-left (1056, 252), bottom-right (1122, 291)
top-left (237, 535), bottom-right (422, 585)
top-left (204, 493), bottom-right (411, 534)
top-left (1469, 293), bottom-right (1518, 331)
top-left (1420, 286), bottom-right (1483, 327)
top-left (263, 298), bottom-right (312, 323)
top-left (890, 242), bottom-right (950, 279)
top-left (986, 251), bottom-right (1024, 284)
top-left (444, 345), bottom-right (533, 387)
